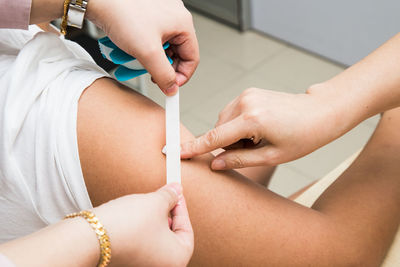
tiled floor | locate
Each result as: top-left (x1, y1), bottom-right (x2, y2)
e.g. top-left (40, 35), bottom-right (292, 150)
top-left (124, 12), bottom-right (380, 197)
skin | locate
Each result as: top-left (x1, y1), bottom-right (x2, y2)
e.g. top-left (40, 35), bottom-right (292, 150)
top-left (78, 78), bottom-right (400, 266)
top-left (30, 0), bottom-right (200, 95)
top-left (0, 184), bottom-right (194, 267)
top-left (180, 33), bottom-right (400, 170)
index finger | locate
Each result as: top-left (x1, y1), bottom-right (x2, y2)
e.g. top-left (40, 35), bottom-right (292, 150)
top-left (180, 117), bottom-right (251, 159)
top-left (136, 41), bottom-right (178, 95)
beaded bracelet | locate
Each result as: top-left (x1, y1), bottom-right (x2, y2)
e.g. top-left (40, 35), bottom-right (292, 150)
top-left (65, 210), bottom-right (111, 267)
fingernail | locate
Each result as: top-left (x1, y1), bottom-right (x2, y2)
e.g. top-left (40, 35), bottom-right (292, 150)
top-left (180, 145), bottom-right (187, 156)
top-left (165, 83), bottom-right (178, 95)
top-left (162, 145), bottom-right (182, 155)
top-left (212, 159), bottom-right (226, 170)
top-left (180, 144), bottom-right (194, 159)
top-left (177, 195), bottom-right (184, 205)
top-left (169, 183), bottom-right (183, 197)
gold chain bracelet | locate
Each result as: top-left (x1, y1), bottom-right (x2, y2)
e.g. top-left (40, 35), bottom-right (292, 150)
top-left (60, 0), bottom-right (72, 35)
top-left (65, 210), bottom-right (112, 267)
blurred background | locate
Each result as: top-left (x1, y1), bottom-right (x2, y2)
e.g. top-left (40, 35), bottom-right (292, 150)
top-left (66, 0), bottom-right (399, 197)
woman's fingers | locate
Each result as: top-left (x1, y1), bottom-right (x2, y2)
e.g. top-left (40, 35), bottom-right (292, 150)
top-left (211, 146), bottom-right (279, 170)
top-left (180, 117), bottom-right (252, 159)
top-left (171, 195), bottom-right (194, 249)
top-left (169, 31), bottom-right (200, 87)
top-left (136, 42), bottom-right (178, 96)
top-left (156, 183), bottom-right (193, 250)
top-left (156, 183), bottom-right (182, 211)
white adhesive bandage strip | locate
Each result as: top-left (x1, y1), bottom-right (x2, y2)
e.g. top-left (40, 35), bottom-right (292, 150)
top-left (165, 91), bottom-right (181, 184)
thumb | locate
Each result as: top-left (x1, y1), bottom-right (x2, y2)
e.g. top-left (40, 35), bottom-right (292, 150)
top-left (171, 195), bottom-right (194, 248)
top-left (156, 183), bottom-right (183, 211)
top-left (136, 43), bottom-right (178, 96)
top-left (211, 146), bottom-right (279, 170)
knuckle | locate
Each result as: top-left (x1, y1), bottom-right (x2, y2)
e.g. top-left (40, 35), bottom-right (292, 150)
top-left (242, 87), bottom-right (257, 96)
top-left (165, 75), bottom-right (176, 87)
top-left (203, 129), bottom-right (220, 148)
top-left (183, 9), bottom-right (193, 22)
top-left (242, 110), bottom-right (260, 124)
top-left (238, 88), bottom-right (256, 109)
top-left (217, 112), bottom-right (224, 122)
top-left (226, 154), bottom-right (245, 169)
top-left (185, 140), bottom-right (197, 154)
top-left (137, 45), bottom-right (159, 60)
top-left (264, 150), bottom-right (281, 166)
top-left (158, 188), bottom-right (175, 204)
top-left (237, 98), bottom-right (247, 110)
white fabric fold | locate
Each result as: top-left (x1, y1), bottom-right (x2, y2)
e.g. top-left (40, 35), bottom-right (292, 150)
top-left (0, 26), bottom-right (108, 243)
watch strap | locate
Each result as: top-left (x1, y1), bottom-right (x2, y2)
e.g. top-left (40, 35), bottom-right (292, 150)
top-left (67, 0), bottom-right (88, 29)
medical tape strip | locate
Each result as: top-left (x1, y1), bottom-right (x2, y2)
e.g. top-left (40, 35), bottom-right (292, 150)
top-left (165, 91), bottom-right (181, 184)
top-left (98, 37), bottom-right (181, 184)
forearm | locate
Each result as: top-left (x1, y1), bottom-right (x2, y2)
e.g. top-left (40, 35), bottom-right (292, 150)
top-left (309, 33), bottom-right (400, 136)
top-left (30, 0), bottom-right (64, 24)
top-left (29, 0), bottom-right (100, 24)
top-left (0, 218), bottom-right (99, 267)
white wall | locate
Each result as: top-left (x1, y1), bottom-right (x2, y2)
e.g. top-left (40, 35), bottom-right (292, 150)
top-left (250, 0), bottom-right (400, 65)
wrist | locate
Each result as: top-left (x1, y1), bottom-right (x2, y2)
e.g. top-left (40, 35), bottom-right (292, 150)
top-left (64, 211), bottom-right (112, 266)
top-left (30, 0), bottom-right (65, 24)
top-left (306, 82), bottom-right (364, 140)
top-left (92, 204), bottom-right (143, 267)
top-left (0, 217), bottom-right (100, 266)
top-left (60, 218), bottom-right (101, 266)
top-left (91, 206), bottom-right (124, 266)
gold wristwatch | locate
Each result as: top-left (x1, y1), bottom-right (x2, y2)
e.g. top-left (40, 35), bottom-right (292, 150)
top-left (67, 0), bottom-right (88, 29)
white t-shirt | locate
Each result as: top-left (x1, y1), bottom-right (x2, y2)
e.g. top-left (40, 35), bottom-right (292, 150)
top-left (0, 253), bottom-right (14, 267)
top-left (0, 26), bottom-right (108, 243)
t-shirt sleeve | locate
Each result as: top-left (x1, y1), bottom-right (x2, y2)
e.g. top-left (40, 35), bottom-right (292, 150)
top-left (0, 0), bottom-right (32, 29)
top-left (0, 254), bottom-right (15, 267)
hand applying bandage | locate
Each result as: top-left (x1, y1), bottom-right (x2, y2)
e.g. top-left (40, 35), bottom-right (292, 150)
top-left (86, 0), bottom-right (199, 95)
top-left (93, 183), bottom-right (193, 266)
top-left (180, 33), bottom-right (400, 170)
top-left (180, 88), bottom-right (341, 170)
top-left (29, 0), bottom-right (199, 96)
top-left (0, 184), bottom-right (193, 267)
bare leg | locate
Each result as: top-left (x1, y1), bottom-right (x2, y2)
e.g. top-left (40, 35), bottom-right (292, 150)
top-left (78, 78), bottom-right (400, 266)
